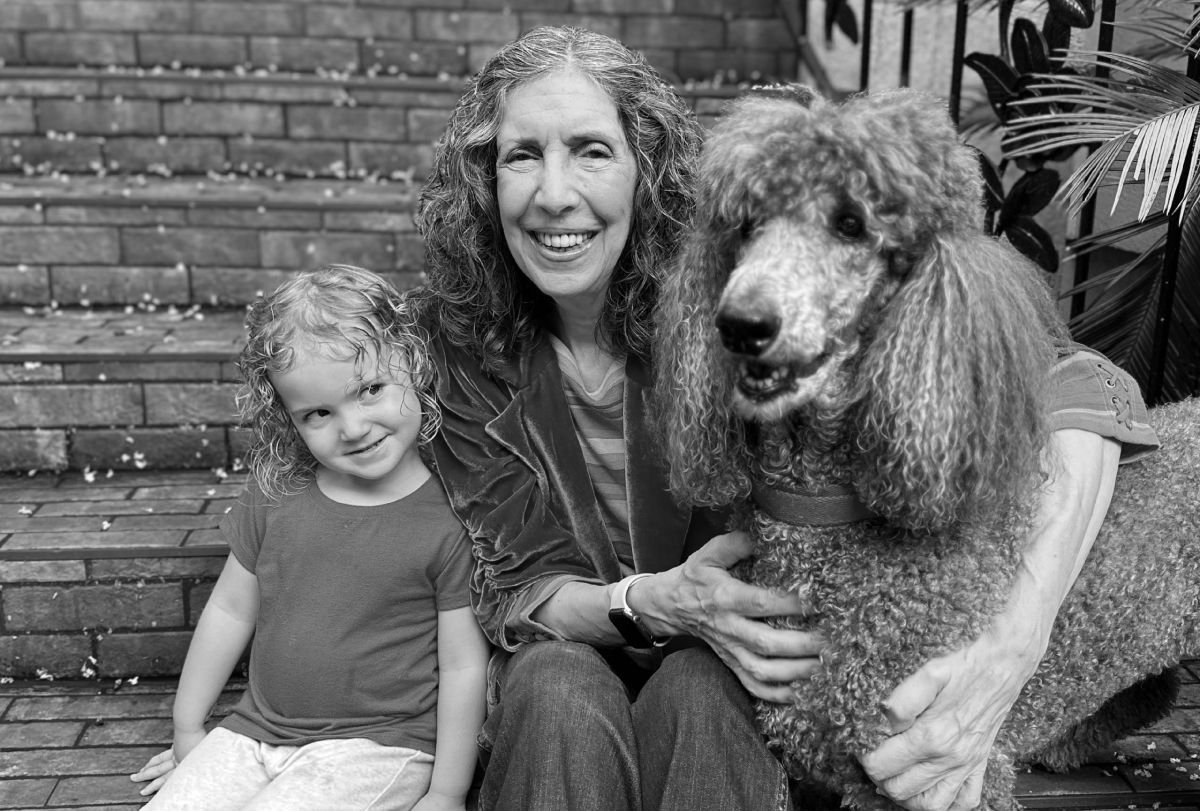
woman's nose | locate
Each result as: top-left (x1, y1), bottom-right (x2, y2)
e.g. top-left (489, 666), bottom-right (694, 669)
top-left (534, 155), bottom-right (580, 214)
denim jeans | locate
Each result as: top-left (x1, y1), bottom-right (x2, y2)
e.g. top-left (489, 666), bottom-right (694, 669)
top-left (478, 641), bottom-right (792, 811)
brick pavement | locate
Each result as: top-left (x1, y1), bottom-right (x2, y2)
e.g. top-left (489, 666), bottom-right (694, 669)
top-left (0, 678), bottom-right (244, 810)
top-left (3, 669), bottom-right (1200, 810)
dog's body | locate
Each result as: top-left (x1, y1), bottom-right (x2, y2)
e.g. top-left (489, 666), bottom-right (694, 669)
top-left (654, 86), bottom-right (1200, 811)
top-left (746, 397), bottom-right (1199, 811)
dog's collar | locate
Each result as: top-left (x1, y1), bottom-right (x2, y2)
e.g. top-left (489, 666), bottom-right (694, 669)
top-left (751, 481), bottom-right (878, 526)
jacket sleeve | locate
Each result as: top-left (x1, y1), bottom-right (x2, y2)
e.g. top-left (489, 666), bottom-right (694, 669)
top-left (429, 339), bottom-right (605, 651)
top-left (1048, 344), bottom-right (1160, 463)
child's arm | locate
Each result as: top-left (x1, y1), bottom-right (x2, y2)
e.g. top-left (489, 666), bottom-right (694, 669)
top-left (130, 553), bottom-right (259, 795)
top-left (412, 606), bottom-right (490, 811)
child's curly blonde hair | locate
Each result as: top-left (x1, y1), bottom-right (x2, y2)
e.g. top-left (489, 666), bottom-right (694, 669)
top-left (237, 264), bottom-right (440, 500)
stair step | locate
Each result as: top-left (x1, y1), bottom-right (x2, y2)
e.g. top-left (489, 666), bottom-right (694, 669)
top-left (0, 67), bottom-right (466, 181)
top-left (0, 2), bottom-right (508, 76)
top-left (0, 175), bottom-right (422, 307)
top-left (0, 468), bottom-right (241, 679)
top-left (1, 307), bottom-right (247, 473)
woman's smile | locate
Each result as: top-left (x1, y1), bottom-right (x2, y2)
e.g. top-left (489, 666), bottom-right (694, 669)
top-left (531, 230), bottom-right (598, 253)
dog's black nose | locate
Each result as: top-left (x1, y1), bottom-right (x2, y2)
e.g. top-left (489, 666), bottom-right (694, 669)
top-left (715, 308), bottom-right (781, 357)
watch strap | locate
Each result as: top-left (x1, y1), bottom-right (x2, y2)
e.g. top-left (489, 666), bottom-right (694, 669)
top-left (608, 573), bottom-right (663, 648)
top-left (609, 573), bottom-right (653, 613)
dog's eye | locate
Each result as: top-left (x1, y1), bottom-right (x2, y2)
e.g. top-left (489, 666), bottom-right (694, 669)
top-left (834, 213), bottom-right (865, 240)
top-left (739, 220), bottom-right (756, 241)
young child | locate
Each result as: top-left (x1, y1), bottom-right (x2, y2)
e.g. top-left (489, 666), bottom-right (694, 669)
top-left (130, 265), bottom-right (488, 811)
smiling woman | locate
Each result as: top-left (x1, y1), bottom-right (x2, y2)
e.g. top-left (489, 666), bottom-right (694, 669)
top-left (411, 26), bottom-right (814, 811)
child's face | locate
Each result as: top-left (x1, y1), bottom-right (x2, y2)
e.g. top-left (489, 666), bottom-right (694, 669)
top-left (270, 345), bottom-right (426, 501)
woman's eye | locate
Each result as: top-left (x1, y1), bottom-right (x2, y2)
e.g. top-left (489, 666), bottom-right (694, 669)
top-left (580, 143), bottom-right (613, 160)
top-left (834, 212), bottom-right (865, 240)
top-left (504, 149), bottom-right (535, 164)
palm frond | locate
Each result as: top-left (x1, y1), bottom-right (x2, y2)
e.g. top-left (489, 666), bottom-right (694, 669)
top-left (1004, 51), bottom-right (1200, 222)
top-left (1067, 211), bottom-right (1170, 256)
top-left (1112, 1), bottom-right (1200, 56)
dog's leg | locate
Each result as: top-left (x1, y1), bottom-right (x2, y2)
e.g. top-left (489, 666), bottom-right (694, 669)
top-left (1023, 668), bottom-right (1181, 773)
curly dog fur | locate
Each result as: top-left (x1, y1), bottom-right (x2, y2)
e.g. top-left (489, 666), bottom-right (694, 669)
top-left (654, 86), bottom-right (1200, 811)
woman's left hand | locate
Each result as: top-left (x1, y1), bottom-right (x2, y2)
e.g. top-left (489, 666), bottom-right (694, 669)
top-left (861, 431), bottom-right (1123, 811)
top-left (858, 626), bottom-right (1037, 811)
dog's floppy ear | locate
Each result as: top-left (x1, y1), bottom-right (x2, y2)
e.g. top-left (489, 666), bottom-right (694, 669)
top-left (853, 231), bottom-right (1065, 532)
top-left (653, 216), bottom-right (753, 507)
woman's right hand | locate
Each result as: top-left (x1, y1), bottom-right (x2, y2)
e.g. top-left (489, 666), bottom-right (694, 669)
top-left (632, 530), bottom-right (824, 701)
top-left (129, 728), bottom-right (206, 795)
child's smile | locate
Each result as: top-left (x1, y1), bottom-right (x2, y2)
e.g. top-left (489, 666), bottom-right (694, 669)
top-left (269, 345), bottom-right (429, 505)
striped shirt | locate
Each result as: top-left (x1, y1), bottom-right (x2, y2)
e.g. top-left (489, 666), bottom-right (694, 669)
top-left (549, 336), bottom-right (634, 571)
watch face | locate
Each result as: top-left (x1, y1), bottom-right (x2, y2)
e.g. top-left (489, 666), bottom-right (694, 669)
top-left (609, 607), bottom-right (654, 648)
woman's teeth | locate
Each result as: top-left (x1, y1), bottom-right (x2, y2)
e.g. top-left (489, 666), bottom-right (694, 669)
top-left (535, 232), bottom-right (592, 249)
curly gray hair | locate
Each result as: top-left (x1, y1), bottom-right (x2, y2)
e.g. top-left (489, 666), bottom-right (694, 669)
top-left (415, 26), bottom-right (703, 370)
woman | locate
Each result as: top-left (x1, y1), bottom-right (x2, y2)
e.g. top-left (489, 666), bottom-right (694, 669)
top-left (413, 26), bottom-right (1158, 811)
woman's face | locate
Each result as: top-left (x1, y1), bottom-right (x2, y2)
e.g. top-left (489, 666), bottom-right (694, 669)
top-left (495, 70), bottom-right (638, 318)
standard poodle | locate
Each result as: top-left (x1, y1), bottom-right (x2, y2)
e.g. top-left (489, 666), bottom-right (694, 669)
top-left (654, 85), bottom-right (1200, 811)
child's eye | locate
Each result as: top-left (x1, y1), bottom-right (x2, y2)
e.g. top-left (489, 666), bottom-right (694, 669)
top-left (362, 383), bottom-right (385, 398)
top-left (303, 409), bottom-right (330, 423)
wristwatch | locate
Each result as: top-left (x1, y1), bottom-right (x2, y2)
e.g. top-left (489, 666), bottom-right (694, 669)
top-left (608, 573), bottom-right (665, 649)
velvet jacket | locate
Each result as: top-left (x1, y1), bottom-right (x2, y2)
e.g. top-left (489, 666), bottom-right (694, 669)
top-left (428, 333), bottom-right (726, 652)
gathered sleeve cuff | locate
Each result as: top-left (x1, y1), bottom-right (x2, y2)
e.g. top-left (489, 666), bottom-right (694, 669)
top-left (1048, 346), bottom-right (1160, 463)
top-left (503, 574), bottom-right (593, 643)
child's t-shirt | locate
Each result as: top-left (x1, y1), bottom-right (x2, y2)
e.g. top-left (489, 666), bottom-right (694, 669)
top-left (217, 474), bottom-right (473, 755)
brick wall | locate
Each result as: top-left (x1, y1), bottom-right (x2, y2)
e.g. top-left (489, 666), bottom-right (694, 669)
top-left (0, 0), bottom-right (798, 84)
top-left (0, 179), bottom-right (425, 305)
top-left (0, 72), bottom-right (462, 180)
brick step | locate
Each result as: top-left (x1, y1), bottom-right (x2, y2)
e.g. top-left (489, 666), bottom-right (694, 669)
top-left (0, 67), bottom-right (464, 181)
top-left (0, 682), bottom-right (1197, 811)
top-left (1, 307), bottom-right (247, 472)
top-left (0, 175), bottom-right (423, 308)
top-left (0, 469), bottom-right (243, 679)
top-left (0, 67), bottom-right (737, 180)
top-left (0, 0), bottom-right (801, 86)
top-left (0, 1), bottom-right (518, 77)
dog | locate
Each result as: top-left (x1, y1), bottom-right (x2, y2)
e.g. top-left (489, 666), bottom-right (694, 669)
top-left (653, 85), bottom-right (1200, 811)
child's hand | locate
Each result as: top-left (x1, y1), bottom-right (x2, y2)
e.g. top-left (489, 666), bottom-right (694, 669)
top-left (411, 791), bottom-right (467, 811)
top-left (129, 728), bottom-right (206, 795)
top-left (130, 748), bottom-right (178, 796)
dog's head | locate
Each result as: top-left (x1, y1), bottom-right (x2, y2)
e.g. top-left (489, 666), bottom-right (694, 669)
top-left (704, 87), bottom-right (985, 420)
top-left (656, 86), bottom-right (1064, 529)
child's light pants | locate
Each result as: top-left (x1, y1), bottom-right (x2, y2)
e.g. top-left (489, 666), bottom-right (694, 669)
top-left (142, 727), bottom-right (435, 811)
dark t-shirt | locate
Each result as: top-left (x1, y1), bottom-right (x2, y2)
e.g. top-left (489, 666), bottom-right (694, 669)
top-left (218, 475), bottom-right (472, 754)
